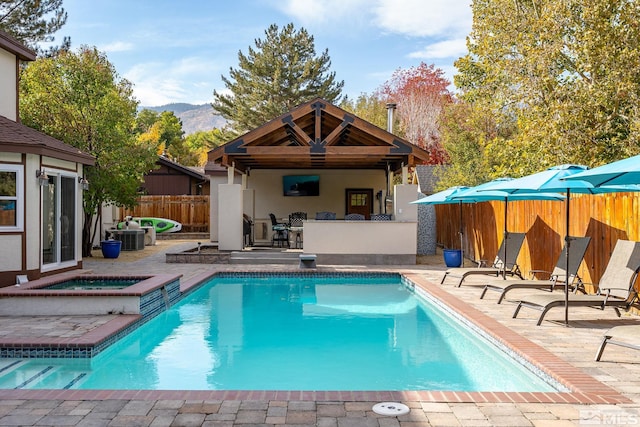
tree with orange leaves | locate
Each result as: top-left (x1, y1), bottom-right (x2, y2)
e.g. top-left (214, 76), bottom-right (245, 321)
top-left (379, 62), bottom-right (453, 165)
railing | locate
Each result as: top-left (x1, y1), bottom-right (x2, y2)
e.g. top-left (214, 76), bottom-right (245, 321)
top-left (434, 192), bottom-right (640, 287)
top-left (119, 195), bottom-right (209, 233)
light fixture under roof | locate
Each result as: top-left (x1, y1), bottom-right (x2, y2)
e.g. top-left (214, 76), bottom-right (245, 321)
top-left (36, 169), bottom-right (49, 186)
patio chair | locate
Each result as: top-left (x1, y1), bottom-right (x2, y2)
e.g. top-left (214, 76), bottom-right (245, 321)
top-left (289, 212), bottom-right (307, 248)
top-left (595, 324), bottom-right (640, 361)
top-left (315, 211), bottom-right (336, 220)
top-left (243, 214), bottom-right (253, 247)
top-left (345, 213), bottom-right (365, 220)
top-left (440, 232), bottom-right (526, 287)
top-left (269, 213), bottom-right (289, 248)
top-left (370, 214), bottom-right (392, 221)
top-left (512, 239), bottom-right (640, 325)
top-left (480, 236), bottom-right (591, 303)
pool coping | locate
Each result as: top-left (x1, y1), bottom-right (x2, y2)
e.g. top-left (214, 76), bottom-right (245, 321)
top-left (0, 271), bottom-right (181, 297)
top-left (0, 270), bottom-right (630, 404)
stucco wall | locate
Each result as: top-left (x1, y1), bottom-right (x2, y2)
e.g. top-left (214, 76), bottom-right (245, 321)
top-left (303, 220), bottom-right (417, 264)
top-left (0, 48), bottom-right (16, 121)
top-left (248, 169), bottom-right (388, 220)
top-left (218, 184), bottom-right (243, 250)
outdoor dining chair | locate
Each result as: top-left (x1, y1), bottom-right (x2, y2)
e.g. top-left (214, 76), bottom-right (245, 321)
top-left (344, 213), bottom-right (365, 220)
top-left (288, 212), bottom-right (307, 248)
top-left (269, 213), bottom-right (289, 248)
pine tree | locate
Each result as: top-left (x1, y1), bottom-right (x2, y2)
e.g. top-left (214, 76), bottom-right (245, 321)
top-left (0, 0), bottom-right (69, 55)
top-left (213, 23), bottom-right (344, 134)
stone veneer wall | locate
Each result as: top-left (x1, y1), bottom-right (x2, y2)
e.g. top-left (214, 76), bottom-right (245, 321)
top-left (416, 194), bottom-right (437, 255)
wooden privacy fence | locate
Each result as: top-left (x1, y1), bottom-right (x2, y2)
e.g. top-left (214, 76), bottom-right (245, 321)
top-left (434, 192), bottom-right (640, 288)
top-left (119, 195), bottom-right (209, 233)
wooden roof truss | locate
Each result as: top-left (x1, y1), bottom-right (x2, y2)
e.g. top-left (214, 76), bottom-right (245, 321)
top-left (208, 98), bottom-right (430, 173)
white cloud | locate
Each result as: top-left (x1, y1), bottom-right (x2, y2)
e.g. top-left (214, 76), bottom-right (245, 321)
top-left (99, 41), bottom-right (134, 53)
top-left (124, 57), bottom-right (221, 106)
top-left (274, 0), bottom-right (372, 30)
top-left (408, 38), bottom-right (468, 60)
top-left (275, 0), bottom-right (472, 38)
top-left (373, 0), bottom-right (472, 38)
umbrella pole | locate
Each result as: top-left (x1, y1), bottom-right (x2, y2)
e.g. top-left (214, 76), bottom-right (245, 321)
top-left (564, 189), bottom-right (571, 326)
top-left (502, 199), bottom-right (508, 279)
top-left (459, 201), bottom-right (464, 267)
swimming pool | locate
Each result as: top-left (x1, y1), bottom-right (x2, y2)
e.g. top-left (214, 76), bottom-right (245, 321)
top-left (0, 273), bottom-right (561, 391)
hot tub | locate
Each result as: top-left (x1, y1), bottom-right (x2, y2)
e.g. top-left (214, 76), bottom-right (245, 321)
top-left (0, 273), bottom-right (182, 316)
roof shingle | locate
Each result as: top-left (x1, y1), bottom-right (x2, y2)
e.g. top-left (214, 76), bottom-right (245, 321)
top-left (0, 115), bottom-right (94, 165)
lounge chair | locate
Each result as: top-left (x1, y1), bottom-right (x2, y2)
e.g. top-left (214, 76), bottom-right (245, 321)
top-left (512, 239), bottom-right (640, 325)
top-left (440, 232), bottom-right (526, 287)
top-left (480, 236), bottom-right (591, 303)
top-left (595, 324), bottom-right (640, 361)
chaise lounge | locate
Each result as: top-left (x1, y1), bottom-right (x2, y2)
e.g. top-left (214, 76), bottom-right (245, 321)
top-left (595, 324), bottom-right (640, 361)
top-left (480, 236), bottom-right (591, 303)
top-left (512, 239), bottom-right (640, 325)
top-left (440, 232), bottom-right (526, 287)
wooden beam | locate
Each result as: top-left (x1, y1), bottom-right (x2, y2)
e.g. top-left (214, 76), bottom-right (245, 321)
top-left (282, 115), bottom-right (312, 146)
top-left (314, 103), bottom-right (322, 145)
top-left (323, 115), bottom-right (354, 146)
top-left (244, 146), bottom-right (396, 156)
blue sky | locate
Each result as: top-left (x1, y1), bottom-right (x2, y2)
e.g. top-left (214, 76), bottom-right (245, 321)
top-left (54, 0), bottom-right (473, 106)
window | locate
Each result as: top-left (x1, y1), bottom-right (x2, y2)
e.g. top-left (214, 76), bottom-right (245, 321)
top-left (350, 193), bottom-right (368, 207)
top-left (0, 164), bottom-right (23, 231)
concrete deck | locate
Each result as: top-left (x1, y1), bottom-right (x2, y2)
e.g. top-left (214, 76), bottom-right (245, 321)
top-left (0, 239), bottom-right (638, 426)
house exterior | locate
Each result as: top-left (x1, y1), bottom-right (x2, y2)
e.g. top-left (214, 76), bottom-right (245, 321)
top-left (0, 30), bottom-right (94, 287)
top-left (207, 98), bottom-right (431, 263)
top-left (141, 156), bottom-right (210, 196)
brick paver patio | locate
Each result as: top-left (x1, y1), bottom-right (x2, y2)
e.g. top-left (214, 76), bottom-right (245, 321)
top-left (0, 239), bottom-right (637, 426)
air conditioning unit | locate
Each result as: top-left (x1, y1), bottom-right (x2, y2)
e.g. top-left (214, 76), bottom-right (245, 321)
top-left (115, 229), bottom-right (145, 251)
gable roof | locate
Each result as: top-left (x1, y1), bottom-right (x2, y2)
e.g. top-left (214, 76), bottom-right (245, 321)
top-left (0, 115), bottom-right (95, 165)
top-left (0, 30), bottom-right (36, 61)
top-left (207, 98), bottom-right (431, 173)
top-left (156, 156), bottom-right (208, 180)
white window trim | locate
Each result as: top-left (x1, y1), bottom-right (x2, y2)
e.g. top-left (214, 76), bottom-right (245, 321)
top-left (40, 170), bottom-right (79, 272)
top-left (0, 164), bottom-right (24, 232)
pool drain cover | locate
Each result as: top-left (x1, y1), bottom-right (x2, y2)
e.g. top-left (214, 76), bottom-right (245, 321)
top-left (372, 402), bottom-right (410, 416)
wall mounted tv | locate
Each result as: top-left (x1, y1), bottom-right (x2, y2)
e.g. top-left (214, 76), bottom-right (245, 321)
top-left (283, 175), bottom-right (320, 197)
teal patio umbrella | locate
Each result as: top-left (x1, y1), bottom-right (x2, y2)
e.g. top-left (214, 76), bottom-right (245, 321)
top-left (449, 179), bottom-right (566, 278)
top-left (561, 154), bottom-right (640, 187)
top-left (486, 164), bottom-right (639, 324)
top-left (412, 186), bottom-right (470, 266)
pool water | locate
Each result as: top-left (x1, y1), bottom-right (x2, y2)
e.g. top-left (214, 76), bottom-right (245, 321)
top-left (43, 278), bottom-right (142, 290)
top-left (0, 274), bottom-right (558, 391)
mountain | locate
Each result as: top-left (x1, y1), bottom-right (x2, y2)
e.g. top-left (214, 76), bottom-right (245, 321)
top-left (142, 103), bottom-right (226, 135)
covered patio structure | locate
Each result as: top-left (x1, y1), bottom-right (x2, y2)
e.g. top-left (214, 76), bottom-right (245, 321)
top-left (206, 98), bottom-right (432, 264)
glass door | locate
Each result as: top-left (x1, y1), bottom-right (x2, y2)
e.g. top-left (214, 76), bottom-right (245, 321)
top-left (42, 173), bottom-right (77, 267)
